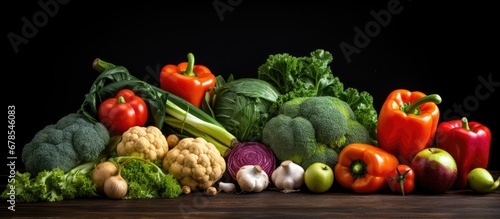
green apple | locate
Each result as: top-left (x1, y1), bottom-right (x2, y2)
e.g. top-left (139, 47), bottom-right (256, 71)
top-left (304, 162), bottom-right (334, 193)
top-left (410, 148), bottom-right (458, 193)
top-left (467, 167), bottom-right (500, 193)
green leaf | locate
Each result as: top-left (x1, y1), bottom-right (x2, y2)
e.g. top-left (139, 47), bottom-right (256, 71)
top-left (78, 65), bottom-right (168, 130)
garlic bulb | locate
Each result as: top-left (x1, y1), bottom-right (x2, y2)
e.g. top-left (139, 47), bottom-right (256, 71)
top-left (271, 160), bottom-right (304, 193)
top-left (236, 165), bottom-right (269, 192)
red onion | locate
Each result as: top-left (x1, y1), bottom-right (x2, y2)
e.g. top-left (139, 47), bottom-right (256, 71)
top-left (227, 142), bottom-right (277, 181)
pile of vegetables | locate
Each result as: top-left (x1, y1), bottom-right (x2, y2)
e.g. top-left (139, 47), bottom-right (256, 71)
top-left (2, 56), bottom-right (234, 202)
top-left (85, 58), bottom-right (239, 155)
top-left (2, 49), bottom-right (497, 203)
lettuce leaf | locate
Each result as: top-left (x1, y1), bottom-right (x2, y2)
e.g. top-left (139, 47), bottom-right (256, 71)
top-left (1, 162), bottom-right (99, 203)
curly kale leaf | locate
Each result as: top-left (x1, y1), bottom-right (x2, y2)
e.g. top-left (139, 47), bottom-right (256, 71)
top-left (119, 158), bottom-right (182, 199)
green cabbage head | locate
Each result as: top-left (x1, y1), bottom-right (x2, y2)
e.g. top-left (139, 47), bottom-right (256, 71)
top-left (212, 78), bottom-right (280, 142)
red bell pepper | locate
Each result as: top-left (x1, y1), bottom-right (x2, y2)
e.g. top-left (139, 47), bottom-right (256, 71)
top-left (436, 117), bottom-right (491, 189)
top-left (160, 53), bottom-right (216, 108)
top-left (98, 89), bottom-right (148, 135)
top-left (377, 89), bottom-right (442, 165)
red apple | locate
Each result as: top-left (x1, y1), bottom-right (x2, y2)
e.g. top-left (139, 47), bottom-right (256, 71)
top-left (410, 148), bottom-right (458, 193)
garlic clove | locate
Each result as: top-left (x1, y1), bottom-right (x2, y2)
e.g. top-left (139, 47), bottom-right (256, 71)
top-left (218, 182), bottom-right (236, 193)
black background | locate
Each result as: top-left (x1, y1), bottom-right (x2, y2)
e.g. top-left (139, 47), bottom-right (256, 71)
top-left (3, 0), bottom-right (499, 178)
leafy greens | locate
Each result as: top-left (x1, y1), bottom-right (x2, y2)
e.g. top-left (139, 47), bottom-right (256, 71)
top-left (257, 49), bottom-right (378, 145)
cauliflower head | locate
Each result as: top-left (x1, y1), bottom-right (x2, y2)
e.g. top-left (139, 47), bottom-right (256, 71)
top-left (262, 96), bottom-right (371, 169)
top-left (162, 137), bottom-right (226, 190)
top-left (116, 126), bottom-right (169, 161)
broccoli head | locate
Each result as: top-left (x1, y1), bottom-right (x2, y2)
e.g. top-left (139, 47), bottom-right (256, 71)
top-left (22, 113), bottom-right (110, 176)
top-left (262, 96), bottom-right (371, 169)
top-left (340, 119), bottom-right (372, 153)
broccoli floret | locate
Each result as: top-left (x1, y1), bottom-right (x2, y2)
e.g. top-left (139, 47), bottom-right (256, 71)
top-left (298, 96), bottom-right (348, 145)
top-left (279, 97), bottom-right (307, 117)
top-left (280, 96), bottom-right (350, 148)
top-left (22, 113), bottom-right (110, 176)
top-left (300, 144), bottom-right (339, 170)
top-left (262, 96), bottom-right (370, 169)
top-left (73, 123), bottom-right (110, 161)
top-left (327, 96), bottom-right (356, 120)
top-left (338, 119), bottom-right (372, 152)
top-left (262, 114), bottom-right (317, 165)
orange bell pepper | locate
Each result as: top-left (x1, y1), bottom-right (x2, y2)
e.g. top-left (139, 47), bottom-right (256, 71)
top-left (160, 53), bottom-right (216, 108)
top-left (377, 89), bottom-right (441, 165)
top-left (334, 143), bottom-right (399, 193)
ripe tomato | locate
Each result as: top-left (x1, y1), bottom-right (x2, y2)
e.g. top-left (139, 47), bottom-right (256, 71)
top-left (387, 164), bottom-right (415, 196)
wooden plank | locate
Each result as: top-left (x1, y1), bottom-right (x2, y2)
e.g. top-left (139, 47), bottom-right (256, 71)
top-left (1, 188), bottom-right (499, 218)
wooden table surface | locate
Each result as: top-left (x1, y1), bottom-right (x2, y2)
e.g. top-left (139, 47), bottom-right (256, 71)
top-left (2, 184), bottom-right (499, 219)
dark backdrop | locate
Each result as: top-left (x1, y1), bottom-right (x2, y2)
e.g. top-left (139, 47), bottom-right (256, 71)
top-left (3, 1), bottom-right (499, 177)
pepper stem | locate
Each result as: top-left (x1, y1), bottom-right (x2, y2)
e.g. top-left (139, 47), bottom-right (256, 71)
top-left (117, 96), bottom-right (126, 104)
top-left (350, 159), bottom-right (367, 179)
top-left (404, 94), bottom-right (442, 115)
top-left (92, 58), bottom-right (116, 73)
top-left (461, 117), bottom-right (471, 131)
top-left (182, 53), bottom-right (198, 77)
